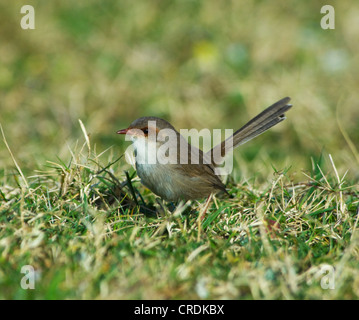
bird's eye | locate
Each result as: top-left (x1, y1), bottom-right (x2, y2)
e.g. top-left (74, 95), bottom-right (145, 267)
top-left (142, 128), bottom-right (149, 135)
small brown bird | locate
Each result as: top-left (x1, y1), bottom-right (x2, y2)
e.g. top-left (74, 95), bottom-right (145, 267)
top-left (117, 97), bottom-right (292, 202)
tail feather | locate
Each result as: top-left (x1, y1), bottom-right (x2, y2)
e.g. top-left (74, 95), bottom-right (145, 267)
top-left (208, 97), bottom-right (292, 165)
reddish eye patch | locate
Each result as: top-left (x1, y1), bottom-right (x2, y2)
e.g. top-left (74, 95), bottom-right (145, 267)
top-left (141, 127), bottom-right (160, 136)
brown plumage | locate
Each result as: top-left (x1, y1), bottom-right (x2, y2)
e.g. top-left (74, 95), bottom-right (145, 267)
top-left (117, 97), bottom-right (292, 201)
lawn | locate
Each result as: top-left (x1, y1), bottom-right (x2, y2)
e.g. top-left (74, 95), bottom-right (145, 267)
top-left (0, 1), bottom-right (358, 299)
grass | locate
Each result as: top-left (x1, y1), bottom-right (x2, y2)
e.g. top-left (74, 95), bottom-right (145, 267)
top-left (1, 1), bottom-right (359, 299)
top-left (0, 128), bottom-right (358, 299)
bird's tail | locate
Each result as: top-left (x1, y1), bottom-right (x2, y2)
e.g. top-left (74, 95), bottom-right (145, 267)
top-left (208, 97), bottom-right (292, 165)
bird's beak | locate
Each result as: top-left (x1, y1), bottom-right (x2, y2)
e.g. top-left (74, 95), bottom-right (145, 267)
top-left (116, 128), bottom-right (129, 135)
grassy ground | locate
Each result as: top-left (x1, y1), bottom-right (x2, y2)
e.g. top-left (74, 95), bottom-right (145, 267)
top-left (1, 1), bottom-right (359, 299)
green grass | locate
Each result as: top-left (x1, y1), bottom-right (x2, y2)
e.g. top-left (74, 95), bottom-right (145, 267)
top-left (0, 132), bottom-right (358, 299)
top-left (1, 0), bottom-right (359, 299)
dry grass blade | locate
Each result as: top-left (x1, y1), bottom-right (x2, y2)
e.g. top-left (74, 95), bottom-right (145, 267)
top-left (0, 124), bottom-right (28, 188)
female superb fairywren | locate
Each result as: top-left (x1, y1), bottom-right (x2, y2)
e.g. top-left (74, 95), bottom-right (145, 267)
top-left (117, 97), bottom-right (292, 202)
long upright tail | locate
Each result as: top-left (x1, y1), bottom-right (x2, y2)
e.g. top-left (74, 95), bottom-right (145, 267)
top-left (208, 97), bottom-right (292, 165)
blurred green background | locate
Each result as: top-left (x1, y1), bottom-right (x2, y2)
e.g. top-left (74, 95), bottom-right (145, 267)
top-left (1, 0), bottom-right (358, 182)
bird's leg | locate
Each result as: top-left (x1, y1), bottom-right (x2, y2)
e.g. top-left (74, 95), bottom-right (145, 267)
top-left (155, 198), bottom-right (167, 217)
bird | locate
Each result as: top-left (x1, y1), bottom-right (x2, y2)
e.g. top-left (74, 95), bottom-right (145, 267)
top-left (117, 97), bottom-right (292, 202)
